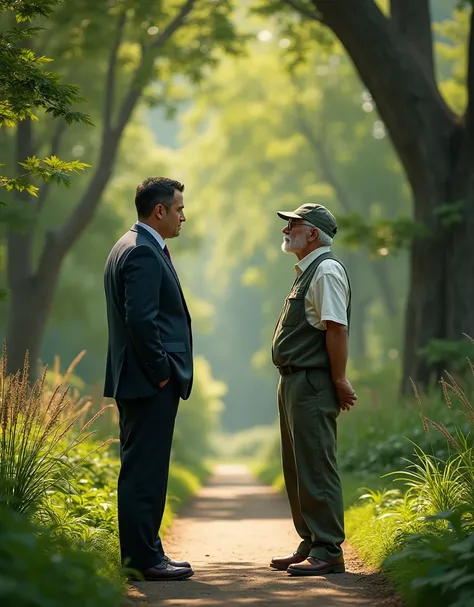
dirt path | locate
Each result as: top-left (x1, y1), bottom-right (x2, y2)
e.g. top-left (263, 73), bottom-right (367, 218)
top-left (128, 464), bottom-right (402, 607)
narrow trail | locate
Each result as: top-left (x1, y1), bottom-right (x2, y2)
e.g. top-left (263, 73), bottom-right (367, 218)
top-left (129, 464), bottom-right (401, 606)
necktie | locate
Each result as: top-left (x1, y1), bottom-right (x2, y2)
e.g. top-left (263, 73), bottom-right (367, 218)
top-left (163, 244), bottom-right (172, 261)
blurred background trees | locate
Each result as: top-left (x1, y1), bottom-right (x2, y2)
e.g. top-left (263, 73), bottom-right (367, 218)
top-left (1, 0), bottom-right (242, 375)
top-left (5, 3), bottom-right (472, 605)
top-left (0, 0), bottom-right (468, 436)
top-left (262, 0), bottom-right (474, 395)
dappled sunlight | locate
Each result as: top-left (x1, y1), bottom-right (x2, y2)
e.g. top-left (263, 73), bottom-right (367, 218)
top-left (129, 465), bottom-right (400, 607)
top-left (0, 0), bottom-right (470, 606)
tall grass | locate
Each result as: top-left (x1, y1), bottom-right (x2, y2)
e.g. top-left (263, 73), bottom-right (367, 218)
top-left (0, 347), bottom-right (114, 515)
top-left (346, 351), bottom-right (474, 607)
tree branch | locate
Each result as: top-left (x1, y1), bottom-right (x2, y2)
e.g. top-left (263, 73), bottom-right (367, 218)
top-left (115, 0), bottom-right (197, 137)
top-left (36, 120), bottom-right (67, 214)
top-left (8, 120), bottom-right (35, 288)
top-left (148, 0), bottom-right (197, 51)
top-left (390, 0), bottom-right (436, 87)
top-left (466, 7), bottom-right (474, 156)
top-left (311, 0), bottom-right (455, 222)
top-left (103, 11), bottom-right (127, 136)
top-left (293, 98), bottom-right (398, 317)
top-left (282, 0), bottom-right (322, 21)
top-left (35, 0), bottom-right (198, 278)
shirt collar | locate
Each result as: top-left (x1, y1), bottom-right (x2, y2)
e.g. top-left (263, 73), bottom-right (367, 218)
top-left (295, 246), bottom-right (331, 276)
top-left (135, 221), bottom-right (165, 249)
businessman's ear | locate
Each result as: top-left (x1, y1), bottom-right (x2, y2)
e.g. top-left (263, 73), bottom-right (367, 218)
top-left (155, 203), bottom-right (165, 219)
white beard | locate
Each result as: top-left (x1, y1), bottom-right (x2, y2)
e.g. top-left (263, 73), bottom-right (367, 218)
top-left (281, 232), bottom-right (309, 254)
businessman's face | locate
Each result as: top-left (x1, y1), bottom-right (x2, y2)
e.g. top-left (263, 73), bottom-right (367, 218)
top-left (159, 190), bottom-right (186, 238)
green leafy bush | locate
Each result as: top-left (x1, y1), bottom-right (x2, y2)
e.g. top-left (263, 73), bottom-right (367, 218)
top-left (171, 356), bottom-right (226, 470)
top-left (337, 361), bottom-right (471, 475)
top-left (0, 350), bottom-right (113, 515)
top-left (0, 347), bottom-right (206, 586)
top-left (346, 359), bottom-right (474, 607)
top-left (339, 420), bottom-right (472, 474)
top-left (386, 509), bottom-right (474, 607)
top-left (0, 505), bottom-right (124, 607)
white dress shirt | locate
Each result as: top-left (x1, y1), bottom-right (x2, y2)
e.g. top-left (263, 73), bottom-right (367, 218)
top-left (135, 221), bottom-right (166, 250)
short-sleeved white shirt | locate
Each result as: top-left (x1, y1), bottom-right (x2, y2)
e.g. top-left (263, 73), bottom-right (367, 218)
top-left (295, 246), bottom-right (349, 330)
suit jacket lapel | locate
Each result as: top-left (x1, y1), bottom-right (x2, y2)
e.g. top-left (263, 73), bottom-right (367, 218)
top-left (130, 224), bottom-right (191, 325)
top-left (131, 224), bottom-right (178, 277)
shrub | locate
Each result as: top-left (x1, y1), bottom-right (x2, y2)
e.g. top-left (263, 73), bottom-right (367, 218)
top-left (171, 356), bottom-right (226, 469)
top-left (347, 355), bottom-right (474, 607)
top-left (0, 505), bottom-right (124, 607)
top-left (0, 349), bottom-right (113, 515)
top-left (386, 509), bottom-right (474, 607)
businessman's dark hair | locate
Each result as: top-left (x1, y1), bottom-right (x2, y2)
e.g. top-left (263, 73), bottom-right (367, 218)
top-left (135, 177), bottom-right (184, 218)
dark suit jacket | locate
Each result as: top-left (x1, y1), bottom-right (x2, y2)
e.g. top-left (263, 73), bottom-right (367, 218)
top-left (103, 223), bottom-right (193, 401)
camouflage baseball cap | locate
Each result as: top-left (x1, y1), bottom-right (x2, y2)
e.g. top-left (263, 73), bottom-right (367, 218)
top-left (277, 203), bottom-right (338, 237)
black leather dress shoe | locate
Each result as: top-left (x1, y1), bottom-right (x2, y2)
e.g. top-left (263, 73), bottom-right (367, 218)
top-left (141, 563), bottom-right (194, 581)
top-left (163, 555), bottom-right (192, 569)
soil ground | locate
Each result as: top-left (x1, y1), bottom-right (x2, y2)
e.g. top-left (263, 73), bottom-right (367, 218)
top-left (128, 464), bottom-right (403, 607)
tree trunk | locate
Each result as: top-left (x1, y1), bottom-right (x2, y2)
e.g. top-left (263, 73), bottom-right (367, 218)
top-left (5, 279), bottom-right (55, 375)
top-left (4, 3), bottom-right (198, 376)
top-left (310, 0), bottom-right (471, 393)
top-left (5, 143), bottom-right (116, 375)
top-left (401, 178), bottom-right (474, 393)
top-left (351, 297), bottom-right (368, 360)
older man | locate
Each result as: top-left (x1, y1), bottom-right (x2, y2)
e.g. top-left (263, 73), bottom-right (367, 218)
top-left (270, 203), bottom-right (357, 576)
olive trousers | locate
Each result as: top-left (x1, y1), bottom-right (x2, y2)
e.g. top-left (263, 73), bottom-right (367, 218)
top-left (277, 368), bottom-right (344, 562)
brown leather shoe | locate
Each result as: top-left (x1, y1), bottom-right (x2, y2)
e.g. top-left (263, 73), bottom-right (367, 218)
top-left (141, 563), bottom-right (194, 581)
top-left (163, 555), bottom-right (192, 569)
top-left (270, 551), bottom-right (307, 570)
top-left (287, 556), bottom-right (345, 576)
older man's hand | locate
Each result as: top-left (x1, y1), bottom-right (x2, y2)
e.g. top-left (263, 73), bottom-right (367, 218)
top-left (334, 377), bottom-right (357, 411)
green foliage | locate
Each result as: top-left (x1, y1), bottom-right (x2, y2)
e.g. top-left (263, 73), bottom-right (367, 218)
top-left (0, 505), bottom-right (124, 607)
top-left (386, 511), bottom-right (474, 607)
top-left (253, 430), bottom-right (283, 487)
top-left (419, 337), bottom-right (474, 373)
top-left (57, 444), bottom-right (120, 537)
top-left (436, 5), bottom-right (469, 114)
top-left (0, 344), bottom-right (208, 592)
top-left (340, 424), bottom-right (465, 476)
top-left (337, 385), bottom-right (472, 475)
top-left (178, 12), bottom-right (410, 428)
top-left (346, 359), bottom-right (474, 607)
top-left (213, 424), bottom-right (277, 460)
top-left (171, 356), bottom-right (226, 469)
top-left (0, 0), bottom-right (62, 22)
top-left (0, 0), bottom-right (91, 213)
top-left (0, 349), bottom-right (113, 515)
top-left (345, 500), bottom-right (400, 568)
top-left (0, 0), bottom-right (91, 126)
top-left (55, 441), bottom-right (204, 543)
top-left (0, 0), bottom-right (246, 393)
top-left (350, 482), bottom-right (474, 607)
top-left (38, 440), bottom-right (205, 568)
top-left (0, 156), bottom-right (90, 199)
top-left (338, 213), bottom-right (429, 257)
top-left (434, 201), bottom-right (466, 227)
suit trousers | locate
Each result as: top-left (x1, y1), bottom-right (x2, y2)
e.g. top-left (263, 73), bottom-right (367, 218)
top-left (277, 368), bottom-right (344, 562)
top-left (116, 380), bottom-right (179, 571)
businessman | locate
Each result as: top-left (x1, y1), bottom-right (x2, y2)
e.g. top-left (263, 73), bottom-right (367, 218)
top-left (104, 177), bottom-right (194, 580)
